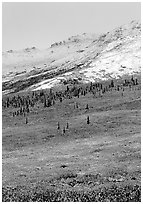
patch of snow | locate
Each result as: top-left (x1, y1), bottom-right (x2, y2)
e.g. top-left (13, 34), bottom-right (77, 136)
top-left (32, 76), bottom-right (66, 91)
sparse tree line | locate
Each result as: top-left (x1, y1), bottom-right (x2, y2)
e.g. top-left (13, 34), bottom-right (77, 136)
top-left (57, 121), bottom-right (69, 134)
top-left (2, 75), bottom-right (140, 125)
top-left (56, 116), bottom-right (89, 135)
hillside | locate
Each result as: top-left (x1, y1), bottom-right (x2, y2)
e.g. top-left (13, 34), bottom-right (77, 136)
top-left (2, 20), bottom-right (141, 94)
top-left (2, 77), bottom-right (141, 201)
top-left (2, 20), bottom-right (141, 201)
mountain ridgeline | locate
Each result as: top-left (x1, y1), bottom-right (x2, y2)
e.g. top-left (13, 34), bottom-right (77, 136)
top-left (2, 20), bottom-right (141, 94)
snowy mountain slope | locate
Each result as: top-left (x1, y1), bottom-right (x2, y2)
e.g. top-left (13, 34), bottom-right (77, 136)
top-left (2, 20), bottom-right (141, 93)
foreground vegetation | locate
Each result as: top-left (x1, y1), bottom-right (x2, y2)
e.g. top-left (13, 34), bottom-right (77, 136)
top-left (3, 183), bottom-right (141, 202)
top-left (2, 76), bottom-right (141, 201)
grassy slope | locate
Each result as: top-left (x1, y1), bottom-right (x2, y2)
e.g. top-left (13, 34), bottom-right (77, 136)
top-left (2, 84), bottom-right (141, 201)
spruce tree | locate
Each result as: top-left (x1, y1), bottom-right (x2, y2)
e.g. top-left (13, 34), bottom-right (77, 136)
top-left (26, 117), bottom-right (28, 124)
top-left (66, 122), bottom-right (69, 129)
top-left (86, 104), bottom-right (89, 110)
top-left (87, 116), bottom-right (90, 124)
top-left (63, 127), bottom-right (66, 134)
top-left (57, 122), bottom-right (60, 130)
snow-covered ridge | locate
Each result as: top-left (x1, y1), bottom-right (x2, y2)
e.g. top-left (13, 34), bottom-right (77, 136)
top-left (2, 20), bottom-right (141, 93)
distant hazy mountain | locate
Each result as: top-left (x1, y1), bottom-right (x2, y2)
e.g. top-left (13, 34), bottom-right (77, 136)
top-left (2, 20), bottom-right (141, 94)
